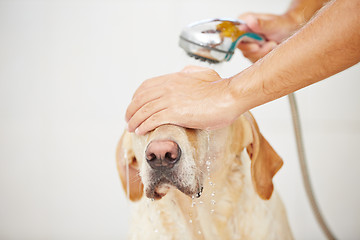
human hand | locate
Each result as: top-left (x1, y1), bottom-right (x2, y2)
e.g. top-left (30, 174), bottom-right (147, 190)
top-left (125, 66), bottom-right (241, 135)
top-left (237, 13), bottom-right (301, 62)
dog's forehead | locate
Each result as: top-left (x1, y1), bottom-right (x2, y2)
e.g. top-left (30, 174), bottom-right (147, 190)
top-left (132, 124), bottom-right (229, 155)
top-left (143, 125), bottom-right (204, 150)
top-left (132, 125), bottom-right (205, 149)
top-left (150, 125), bottom-right (187, 140)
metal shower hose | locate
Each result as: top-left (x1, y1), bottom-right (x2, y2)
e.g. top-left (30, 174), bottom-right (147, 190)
top-left (288, 93), bottom-right (336, 240)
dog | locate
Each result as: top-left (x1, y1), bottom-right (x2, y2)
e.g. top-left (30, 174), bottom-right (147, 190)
top-left (116, 112), bottom-right (293, 239)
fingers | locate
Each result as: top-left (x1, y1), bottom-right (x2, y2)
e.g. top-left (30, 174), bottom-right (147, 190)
top-left (237, 42), bottom-right (260, 52)
top-left (131, 74), bottom-right (169, 100)
top-left (237, 41), bottom-right (277, 63)
top-left (133, 109), bottom-right (171, 135)
top-left (238, 13), bottom-right (273, 33)
top-left (238, 13), bottom-right (261, 33)
top-left (127, 98), bottom-right (168, 133)
top-left (237, 12), bottom-right (278, 63)
top-left (125, 85), bottom-right (164, 123)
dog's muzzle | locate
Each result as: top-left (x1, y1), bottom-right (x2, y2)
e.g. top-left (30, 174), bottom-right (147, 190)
top-left (144, 140), bottom-right (202, 200)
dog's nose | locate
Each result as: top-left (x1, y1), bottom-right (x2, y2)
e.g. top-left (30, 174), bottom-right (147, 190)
top-left (145, 140), bottom-right (181, 169)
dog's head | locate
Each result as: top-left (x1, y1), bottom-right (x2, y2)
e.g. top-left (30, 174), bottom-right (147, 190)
top-left (116, 113), bottom-right (283, 201)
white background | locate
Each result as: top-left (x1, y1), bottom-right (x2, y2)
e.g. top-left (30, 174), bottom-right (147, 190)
top-left (0, 0), bottom-right (359, 239)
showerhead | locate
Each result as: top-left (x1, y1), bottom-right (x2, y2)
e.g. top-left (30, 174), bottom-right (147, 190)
top-left (179, 18), bottom-right (265, 63)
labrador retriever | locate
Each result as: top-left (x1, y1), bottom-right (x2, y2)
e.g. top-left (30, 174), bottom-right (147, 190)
top-left (116, 112), bottom-right (293, 239)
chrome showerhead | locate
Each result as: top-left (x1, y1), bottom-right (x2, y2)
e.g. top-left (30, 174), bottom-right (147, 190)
top-left (179, 18), bottom-right (265, 63)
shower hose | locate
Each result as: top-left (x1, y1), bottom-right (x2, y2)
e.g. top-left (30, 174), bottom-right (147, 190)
top-left (288, 93), bottom-right (336, 240)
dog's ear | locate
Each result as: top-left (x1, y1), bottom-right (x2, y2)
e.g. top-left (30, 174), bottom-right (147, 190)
top-left (242, 112), bottom-right (283, 200)
top-left (116, 130), bottom-right (144, 201)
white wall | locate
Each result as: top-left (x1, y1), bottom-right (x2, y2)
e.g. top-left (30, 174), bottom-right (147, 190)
top-left (0, 0), bottom-right (359, 239)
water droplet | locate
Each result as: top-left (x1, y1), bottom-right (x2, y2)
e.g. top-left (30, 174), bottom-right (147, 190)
top-left (209, 181), bottom-right (213, 186)
top-left (198, 230), bottom-right (202, 235)
top-left (211, 192), bottom-right (215, 197)
top-left (206, 161), bottom-right (211, 166)
top-left (199, 201), bottom-right (204, 204)
top-left (151, 198), bottom-right (155, 202)
top-left (196, 191), bottom-right (202, 198)
top-left (210, 209), bottom-right (215, 214)
top-left (125, 154), bottom-right (130, 201)
top-left (189, 219), bottom-right (193, 223)
top-left (211, 199), bottom-right (216, 205)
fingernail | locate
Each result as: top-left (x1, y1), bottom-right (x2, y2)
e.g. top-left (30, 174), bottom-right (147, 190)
top-left (135, 128), bottom-right (140, 135)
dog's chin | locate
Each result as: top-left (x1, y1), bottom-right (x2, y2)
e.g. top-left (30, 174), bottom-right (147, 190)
top-left (145, 181), bottom-right (203, 200)
top-left (148, 184), bottom-right (171, 200)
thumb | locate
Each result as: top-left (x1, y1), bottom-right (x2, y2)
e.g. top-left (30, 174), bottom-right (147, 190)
top-left (239, 13), bottom-right (275, 34)
top-left (246, 15), bottom-right (272, 34)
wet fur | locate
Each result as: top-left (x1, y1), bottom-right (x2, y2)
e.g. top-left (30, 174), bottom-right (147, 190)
top-left (117, 115), bottom-right (293, 239)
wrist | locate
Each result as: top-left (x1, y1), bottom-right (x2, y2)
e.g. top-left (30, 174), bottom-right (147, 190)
top-left (227, 66), bottom-right (263, 116)
top-left (284, 0), bottom-right (327, 27)
top-left (283, 10), bottom-right (306, 29)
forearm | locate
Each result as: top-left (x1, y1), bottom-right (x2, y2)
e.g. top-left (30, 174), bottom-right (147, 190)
top-left (230, 0), bottom-right (360, 114)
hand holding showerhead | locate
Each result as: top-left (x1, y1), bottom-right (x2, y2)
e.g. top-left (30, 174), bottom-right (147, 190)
top-left (236, 12), bottom-right (306, 63)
